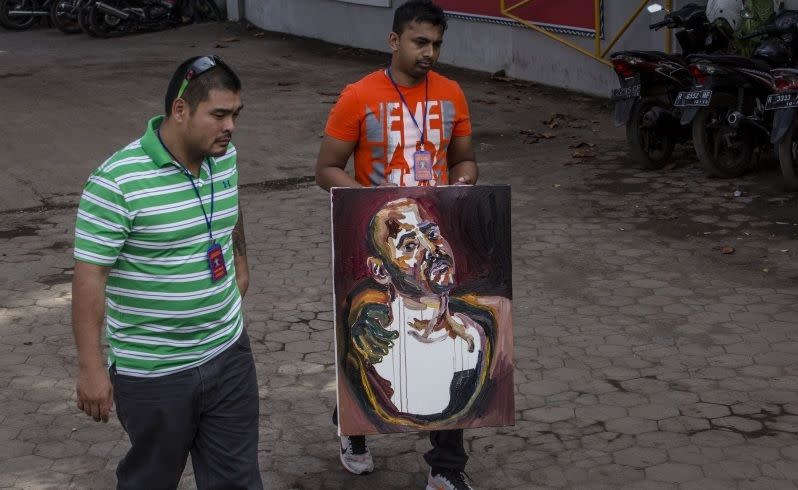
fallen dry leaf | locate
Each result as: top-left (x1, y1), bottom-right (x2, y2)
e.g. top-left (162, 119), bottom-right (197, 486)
top-left (720, 246), bottom-right (735, 254)
top-left (569, 142), bottom-right (596, 149)
top-left (572, 149), bottom-right (597, 158)
top-left (221, 37), bottom-right (240, 43)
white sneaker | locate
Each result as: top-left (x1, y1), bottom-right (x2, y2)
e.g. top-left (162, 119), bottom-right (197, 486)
top-left (426, 469), bottom-right (475, 490)
top-left (339, 435), bottom-right (373, 475)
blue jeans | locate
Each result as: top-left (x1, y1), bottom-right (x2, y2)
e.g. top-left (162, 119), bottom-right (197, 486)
top-left (111, 331), bottom-right (262, 490)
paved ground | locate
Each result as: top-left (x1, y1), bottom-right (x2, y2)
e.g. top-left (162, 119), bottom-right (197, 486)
top-left (1, 22), bottom-right (798, 490)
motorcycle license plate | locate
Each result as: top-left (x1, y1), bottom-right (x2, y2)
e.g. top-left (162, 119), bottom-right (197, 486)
top-left (675, 90), bottom-right (712, 107)
top-left (765, 93), bottom-right (798, 110)
top-left (611, 76), bottom-right (641, 100)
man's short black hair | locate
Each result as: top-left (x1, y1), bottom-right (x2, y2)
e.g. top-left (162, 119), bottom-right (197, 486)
top-left (392, 0), bottom-right (447, 35)
top-left (164, 56), bottom-right (242, 116)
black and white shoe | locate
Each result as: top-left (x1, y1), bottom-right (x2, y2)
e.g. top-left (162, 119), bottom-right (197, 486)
top-left (339, 435), bottom-right (373, 475)
top-left (426, 468), bottom-right (475, 490)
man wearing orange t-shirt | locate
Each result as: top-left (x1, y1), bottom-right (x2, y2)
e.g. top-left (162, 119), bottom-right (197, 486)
top-left (316, 2), bottom-right (478, 489)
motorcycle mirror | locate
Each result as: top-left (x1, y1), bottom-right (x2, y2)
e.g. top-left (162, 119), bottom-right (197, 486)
top-left (647, 3), bottom-right (664, 14)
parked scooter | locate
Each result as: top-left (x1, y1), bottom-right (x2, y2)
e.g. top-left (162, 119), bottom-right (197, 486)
top-left (610, 3), bottom-right (733, 169)
top-left (680, 8), bottom-right (798, 178)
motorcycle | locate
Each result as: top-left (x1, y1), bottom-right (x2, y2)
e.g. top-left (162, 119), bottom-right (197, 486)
top-left (767, 70), bottom-right (798, 191)
top-left (610, 3), bottom-right (733, 169)
top-left (79, 0), bottom-right (219, 38)
top-left (50, 0), bottom-right (80, 33)
top-left (0, 0), bottom-right (50, 30)
top-left (679, 8), bottom-right (798, 178)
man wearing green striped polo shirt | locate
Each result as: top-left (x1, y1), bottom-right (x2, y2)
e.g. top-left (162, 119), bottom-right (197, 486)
top-left (71, 56), bottom-right (262, 489)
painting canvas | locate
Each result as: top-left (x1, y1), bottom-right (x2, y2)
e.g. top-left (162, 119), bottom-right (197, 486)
top-left (331, 185), bottom-right (514, 435)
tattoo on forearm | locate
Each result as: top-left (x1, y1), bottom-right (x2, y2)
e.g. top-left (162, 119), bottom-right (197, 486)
top-left (233, 209), bottom-right (247, 257)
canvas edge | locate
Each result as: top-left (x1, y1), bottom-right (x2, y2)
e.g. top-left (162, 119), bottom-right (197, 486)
top-left (330, 188), bottom-right (341, 438)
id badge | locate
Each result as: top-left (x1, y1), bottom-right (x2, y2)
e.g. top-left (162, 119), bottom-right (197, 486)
top-left (207, 243), bottom-right (228, 282)
top-left (413, 150), bottom-right (433, 181)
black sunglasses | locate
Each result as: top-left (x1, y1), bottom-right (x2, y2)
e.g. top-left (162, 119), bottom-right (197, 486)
top-left (176, 55), bottom-right (235, 99)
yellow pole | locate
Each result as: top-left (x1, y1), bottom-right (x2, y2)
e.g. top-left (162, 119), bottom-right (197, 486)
top-left (595, 0), bottom-right (601, 56)
top-left (601, 0), bottom-right (649, 58)
top-left (665, 0), bottom-right (673, 53)
top-left (503, 9), bottom-right (612, 66)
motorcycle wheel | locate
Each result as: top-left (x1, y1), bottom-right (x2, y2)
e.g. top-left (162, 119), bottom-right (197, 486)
top-left (85, 0), bottom-right (123, 37)
top-left (0, 0), bottom-right (38, 30)
top-left (50, 0), bottom-right (81, 33)
top-left (77, 0), bottom-right (99, 36)
top-left (626, 97), bottom-right (675, 170)
top-left (777, 117), bottom-right (798, 191)
top-left (193, 0), bottom-right (220, 22)
top-left (692, 103), bottom-right (754, 179)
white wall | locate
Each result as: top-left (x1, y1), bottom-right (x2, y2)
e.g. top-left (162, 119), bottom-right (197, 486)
top-left (232, 0), bottom-right (798, 97)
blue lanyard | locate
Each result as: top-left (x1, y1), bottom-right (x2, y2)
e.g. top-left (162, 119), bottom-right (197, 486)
top-left (157, 130), bottom-right (215, 243)
top-left (386, 68), bottom-right (428, 145)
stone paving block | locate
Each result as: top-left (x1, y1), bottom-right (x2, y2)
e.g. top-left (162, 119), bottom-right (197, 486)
top-left (679, 403), bottom-right (730, 419)
top-left (575, 405), bottom-right (627, 422)
top-left (613, 447), bottom-right (667, 468)
top-left (645, 462), bottom-right (703, 483)
top-left (637, 431), bottom-right (690, 449)
top-left (629, 404), bottom-right (679, 421)
top-left (620, 378), bottom-right (669, 394)
top-left (0, 454), bottom-right (53, 477)
top-left (703, 460), bottom-right (761, 480)
top-left (527, 465), bottom-right (567, 487)
top-left (605, 417), bottom-right (658, 435)
top-left (761, 460), bottom-right (798, 480)
top-left (586, 464), bottom-right (644, 485)
top-left (679, 478), bottom-right (736, 490)
top-left (689, 430), bottom-right (745, 448)
top-left (765, 415), bottom-right (798, 433)
top-left (519, 380), bottom-right (569, 397)
top-left (737, 477), bottom-right (798, 490)
top-left (523, 407), bottom-right (575, 423)
top-left (713, 416), bottom-right (764, 433)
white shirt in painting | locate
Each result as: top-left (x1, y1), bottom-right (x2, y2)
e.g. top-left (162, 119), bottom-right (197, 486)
top-left (372, 295), bottom-right (481, 416)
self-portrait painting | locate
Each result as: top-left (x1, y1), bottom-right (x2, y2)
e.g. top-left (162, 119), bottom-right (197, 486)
top-left (331, 185), bottom-right (514, 435)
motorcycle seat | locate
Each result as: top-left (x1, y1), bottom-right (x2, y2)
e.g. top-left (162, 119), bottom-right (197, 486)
top-left (686, 54), bottom-right (773, 71)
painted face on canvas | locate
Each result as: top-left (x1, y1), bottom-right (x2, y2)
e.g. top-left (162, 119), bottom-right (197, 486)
top-left (373, 199), bottom-right (455, 295)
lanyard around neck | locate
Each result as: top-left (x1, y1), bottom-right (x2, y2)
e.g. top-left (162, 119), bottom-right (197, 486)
top-left (157, 129), bottom-right (215, 243)
top-left (386, 68), bottom-right (429, 145)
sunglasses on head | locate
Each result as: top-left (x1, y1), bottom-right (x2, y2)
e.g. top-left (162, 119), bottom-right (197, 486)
top-left (176, 55), bottom-right (234, 99)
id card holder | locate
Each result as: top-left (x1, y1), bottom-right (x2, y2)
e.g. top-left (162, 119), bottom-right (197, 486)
top-left (413, 150), bottom-right (433, 182)
top-left (207, 243), bottom-right (227, 282)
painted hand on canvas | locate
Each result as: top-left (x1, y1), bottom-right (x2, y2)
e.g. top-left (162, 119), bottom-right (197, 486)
top-left (333, 187), bottom-right (515, 435)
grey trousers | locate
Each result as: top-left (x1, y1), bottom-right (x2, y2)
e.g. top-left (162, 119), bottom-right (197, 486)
top-left (110, 331), bottom-right (262, 490)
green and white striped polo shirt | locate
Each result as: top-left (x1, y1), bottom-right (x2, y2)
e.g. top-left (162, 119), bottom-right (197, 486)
top-left (74, 115), bottom-right (243, 377)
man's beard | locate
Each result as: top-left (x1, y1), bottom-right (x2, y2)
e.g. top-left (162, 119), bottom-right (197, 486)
top-left (383, 253), bottom-right (454, 297)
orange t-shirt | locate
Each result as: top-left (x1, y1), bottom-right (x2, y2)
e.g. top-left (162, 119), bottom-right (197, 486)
top-left (325, 69), bottom-right (472, 187)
